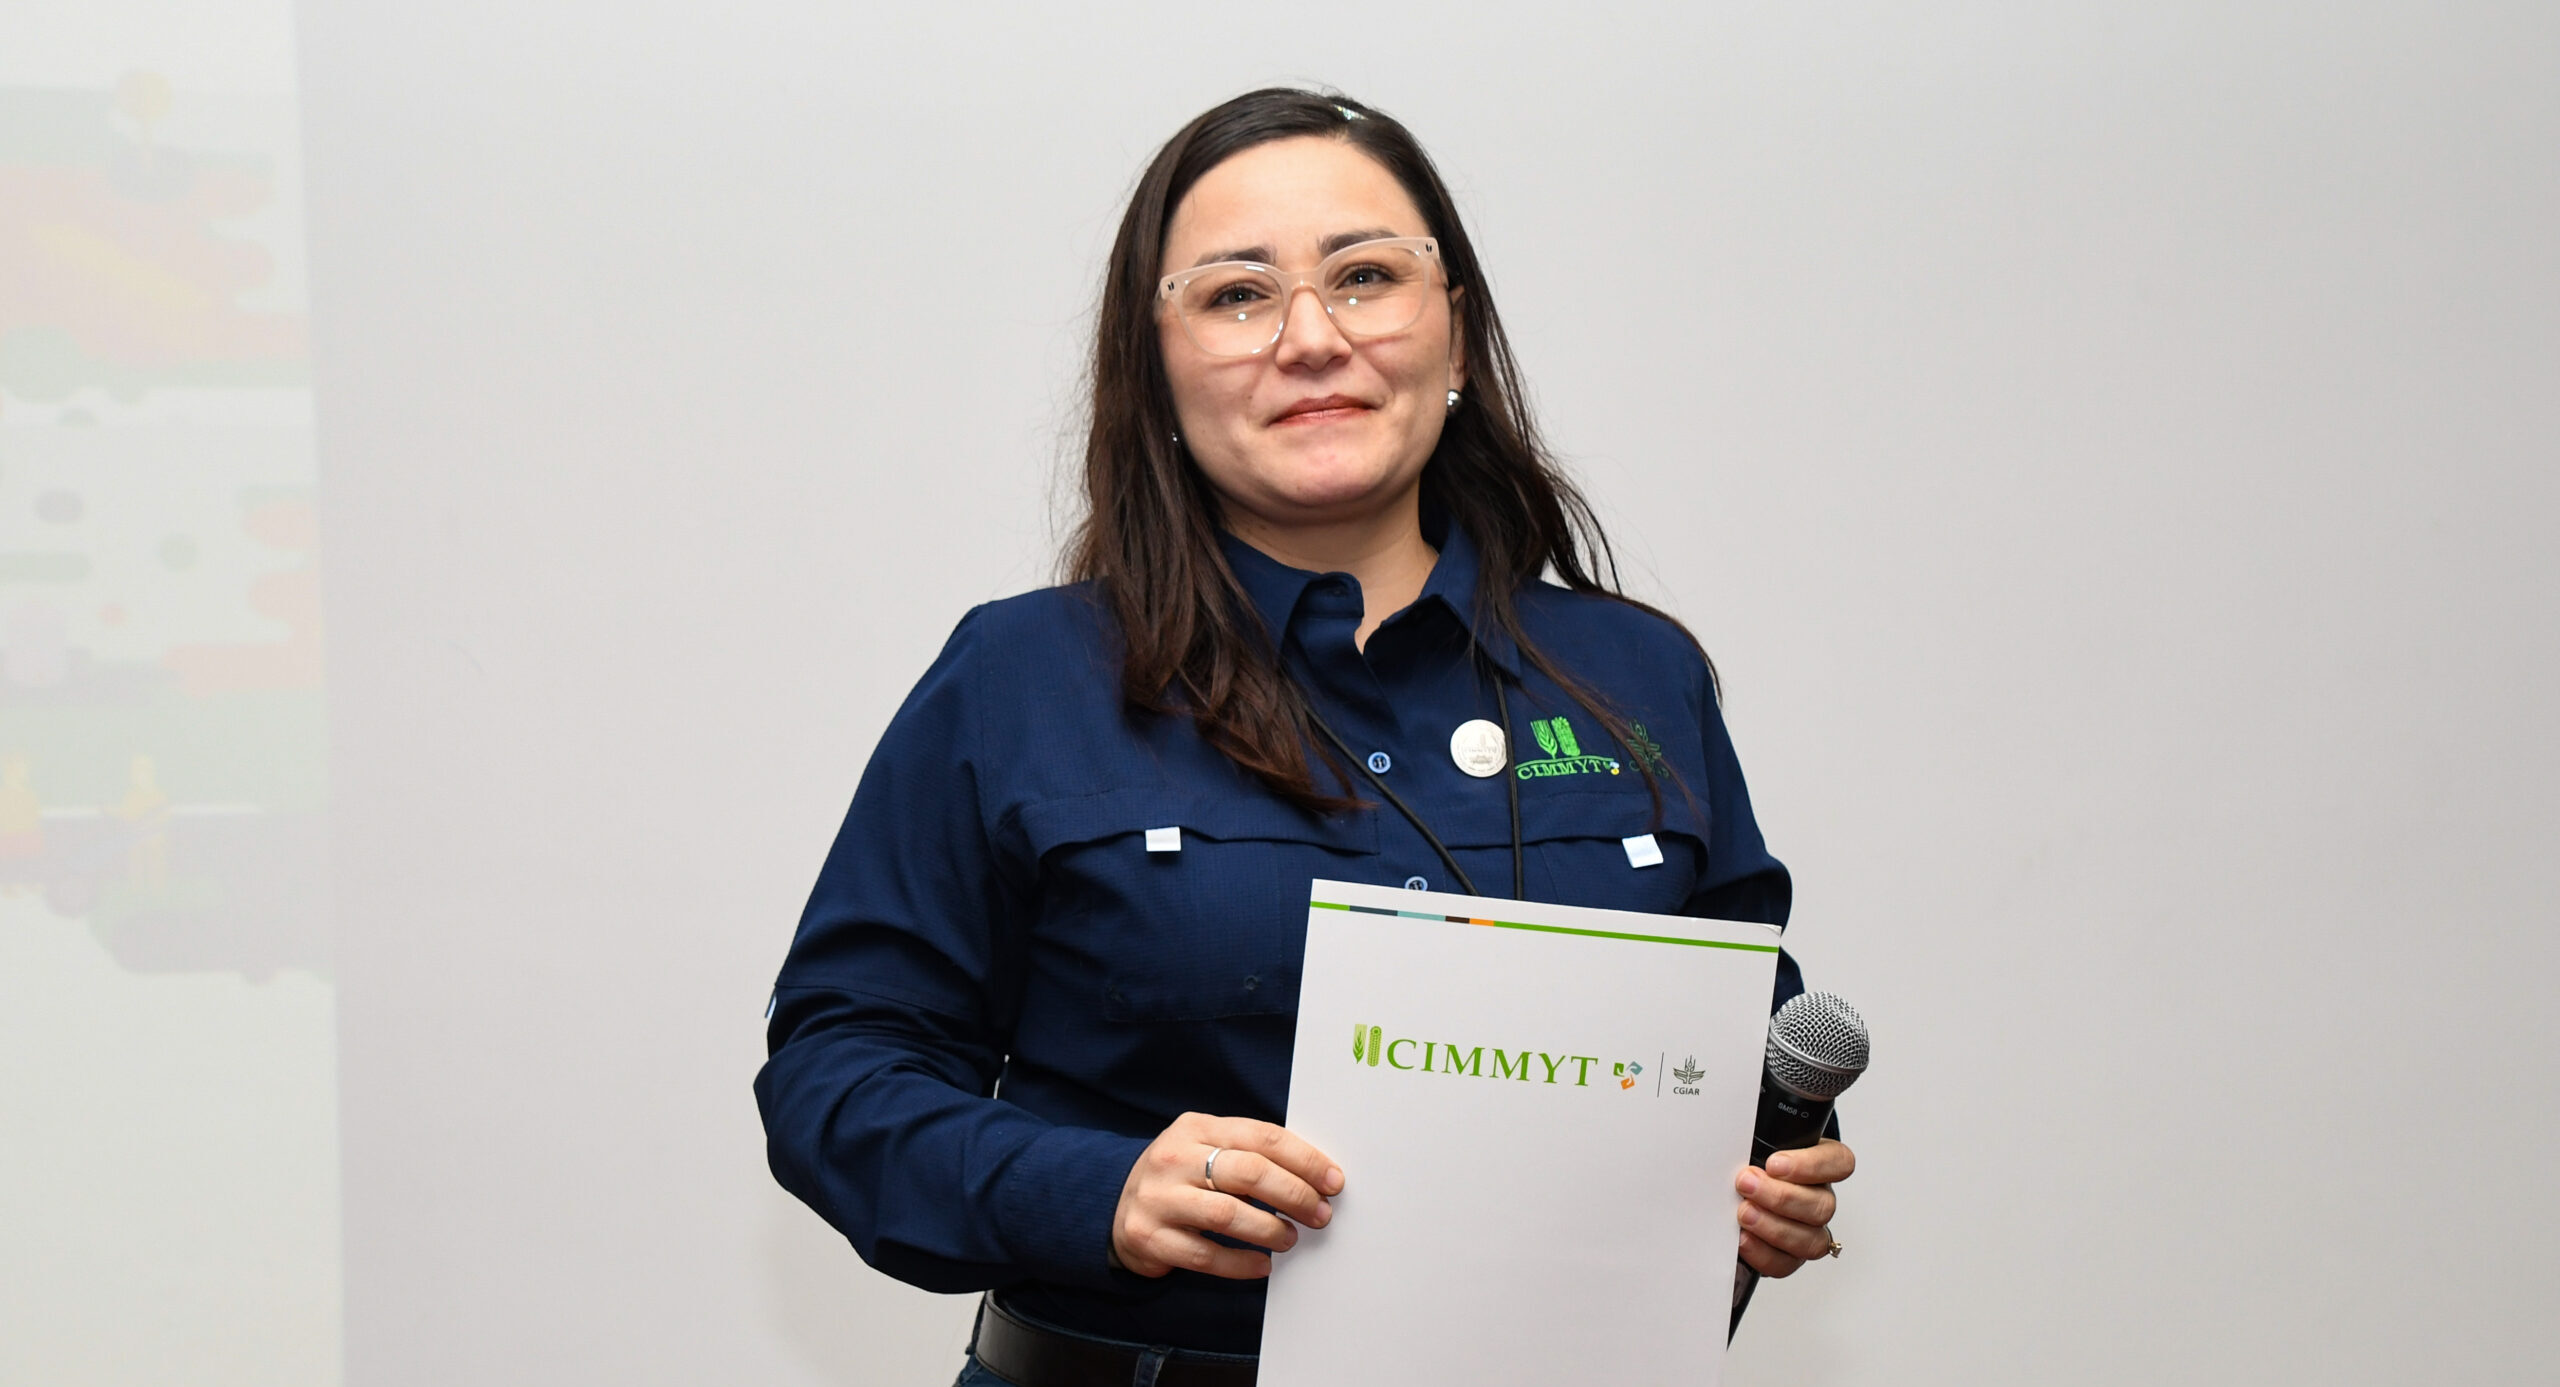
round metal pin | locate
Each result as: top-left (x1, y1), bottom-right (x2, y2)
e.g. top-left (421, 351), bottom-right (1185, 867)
top-left (1449, 719), bottom-right (1508, 778)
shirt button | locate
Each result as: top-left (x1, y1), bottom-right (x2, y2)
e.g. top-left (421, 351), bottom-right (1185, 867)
top-left (1404, 875), bottom-right (1428, 890)
top-left (1367, 751), bottom-right (1392, 774)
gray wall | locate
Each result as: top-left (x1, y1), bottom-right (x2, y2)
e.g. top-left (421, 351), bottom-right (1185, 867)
top-left (294, 2), bottom-right (2557, 1383)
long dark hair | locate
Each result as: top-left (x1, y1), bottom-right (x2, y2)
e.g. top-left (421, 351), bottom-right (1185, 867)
top-left (1065, 87), bottom-right (1706, 812)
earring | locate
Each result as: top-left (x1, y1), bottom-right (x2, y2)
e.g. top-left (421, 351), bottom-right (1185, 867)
top-left (1446, 389), bottom-right (1462, 411)
top-left (1170, 429), bottom-right (1183, 446)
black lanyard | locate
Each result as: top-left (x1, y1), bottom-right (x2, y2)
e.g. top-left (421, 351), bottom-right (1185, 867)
top-left (1296, 672), bottom-right (1525, 900)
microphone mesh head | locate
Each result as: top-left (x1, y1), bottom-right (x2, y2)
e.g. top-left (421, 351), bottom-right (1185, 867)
top-left (1766, 991), bottom-right (1869, 1101)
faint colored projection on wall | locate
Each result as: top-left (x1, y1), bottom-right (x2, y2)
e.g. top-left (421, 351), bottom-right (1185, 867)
top-left (0, 75), bottom-right (308, 402)
top-left (0, 75), bottom-right (327, 982)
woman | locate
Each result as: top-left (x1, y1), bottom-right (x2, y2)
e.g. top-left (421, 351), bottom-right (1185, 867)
top-left (756, 88), bottom-right (1855, 1386)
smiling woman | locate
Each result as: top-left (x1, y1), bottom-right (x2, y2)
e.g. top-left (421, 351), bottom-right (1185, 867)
top-left (755, 87), bottom-right (1855, 1387)
top-left (1154, 140), bottom-right (1462, 647)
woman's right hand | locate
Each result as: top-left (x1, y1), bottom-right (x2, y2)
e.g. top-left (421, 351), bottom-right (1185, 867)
top-left (1109, 1112), bottom-right (1344, 1279)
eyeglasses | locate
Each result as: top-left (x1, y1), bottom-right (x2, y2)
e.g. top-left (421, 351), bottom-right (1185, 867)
top-left (1158, 236), bottom-right (1443, 359)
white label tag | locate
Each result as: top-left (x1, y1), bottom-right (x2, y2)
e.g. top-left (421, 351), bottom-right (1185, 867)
top-left (1621, 833), bottom-right (1663, 869)
top-left (1145, 826), bottom-right (1182, 854)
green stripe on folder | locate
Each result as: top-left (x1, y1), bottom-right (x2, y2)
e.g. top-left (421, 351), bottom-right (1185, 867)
top-left (1310, 900), bottom-right (1779, 953)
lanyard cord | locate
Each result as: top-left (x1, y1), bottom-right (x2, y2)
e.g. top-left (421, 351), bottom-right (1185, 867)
top-left (1295, 666), bottom-right (1525, 901)
top-left (1500, 675), bottom-right (1523, 899)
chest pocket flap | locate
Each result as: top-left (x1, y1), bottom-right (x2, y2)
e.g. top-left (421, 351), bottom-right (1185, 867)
top-left (1014, 788), bottom-right (1376, 1023)
top-left (1459, 783), bottom-right (1714, 916)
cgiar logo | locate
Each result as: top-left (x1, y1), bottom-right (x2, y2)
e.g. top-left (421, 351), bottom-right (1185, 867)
top-left (1670, 1055), bottom-right (1706, 1095)
top-left (1520, 716), bottom-right (1620, 781)
top-left (1353, 1022), bottom-right (1647, 1095)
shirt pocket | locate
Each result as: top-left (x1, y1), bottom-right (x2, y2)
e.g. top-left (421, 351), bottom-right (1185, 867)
top-left (1478, 788), bottom-right (1713, 918)
top-left (1016, 788), bottom-right (1377, 1023)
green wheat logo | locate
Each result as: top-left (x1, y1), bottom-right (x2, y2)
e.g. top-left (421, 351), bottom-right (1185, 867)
top-left (1350, 1021), bottom-right (1649, 1095)
top-left (1520, 715), bottom-right (1617, 780)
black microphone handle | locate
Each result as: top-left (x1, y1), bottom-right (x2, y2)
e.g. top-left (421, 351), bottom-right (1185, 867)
top-left (1730, 1070), bottom-right (1837, 1340)
top-left (1751, 1069), bottom-right (1839, 1164)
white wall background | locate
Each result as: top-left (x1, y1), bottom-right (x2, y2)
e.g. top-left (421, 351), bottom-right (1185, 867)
top-left (291, 2), bottom-right (2556, 1383)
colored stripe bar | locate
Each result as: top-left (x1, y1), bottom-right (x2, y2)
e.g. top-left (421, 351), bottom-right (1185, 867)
top-left (1310, 901), bottom-right (1779, 953)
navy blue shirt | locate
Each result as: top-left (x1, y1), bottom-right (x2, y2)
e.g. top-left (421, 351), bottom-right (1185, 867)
top-left (757, 514), bottom-right (1799, 1353)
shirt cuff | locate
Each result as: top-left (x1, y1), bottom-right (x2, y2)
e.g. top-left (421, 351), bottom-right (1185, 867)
top-left (992, 1126), bottom-right (1153, 1289)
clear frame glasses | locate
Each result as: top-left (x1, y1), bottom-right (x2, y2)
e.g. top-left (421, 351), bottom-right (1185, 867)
top-left (1158, 236), bottom-right (1443, 358)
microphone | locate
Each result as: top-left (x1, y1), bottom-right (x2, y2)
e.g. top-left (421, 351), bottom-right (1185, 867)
top-left (1732, 991), bottom-right (1870, 1338)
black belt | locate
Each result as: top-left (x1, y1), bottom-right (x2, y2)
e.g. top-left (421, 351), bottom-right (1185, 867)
top-left (971, 1296), bottom-right (1258, 1387)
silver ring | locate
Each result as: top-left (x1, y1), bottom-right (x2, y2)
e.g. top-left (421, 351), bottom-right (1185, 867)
top-left (1204, 1147), bottom-right (1224, 1192)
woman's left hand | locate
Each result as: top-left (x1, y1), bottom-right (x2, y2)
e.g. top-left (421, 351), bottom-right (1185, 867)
top-left (1735, 1138), bottom-right (1855, 1278)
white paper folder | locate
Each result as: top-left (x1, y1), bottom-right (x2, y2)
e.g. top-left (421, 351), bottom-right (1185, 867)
top-left (1258, 879), bottom-right (1781, 1387)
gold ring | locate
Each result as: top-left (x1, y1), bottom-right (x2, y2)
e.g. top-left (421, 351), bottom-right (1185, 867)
top-left (1826, 1239), bottom-right (1844, 1258)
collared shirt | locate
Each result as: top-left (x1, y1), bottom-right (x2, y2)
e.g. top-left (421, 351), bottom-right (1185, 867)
top-left (757, 515), bottom-right (1799, 1353)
